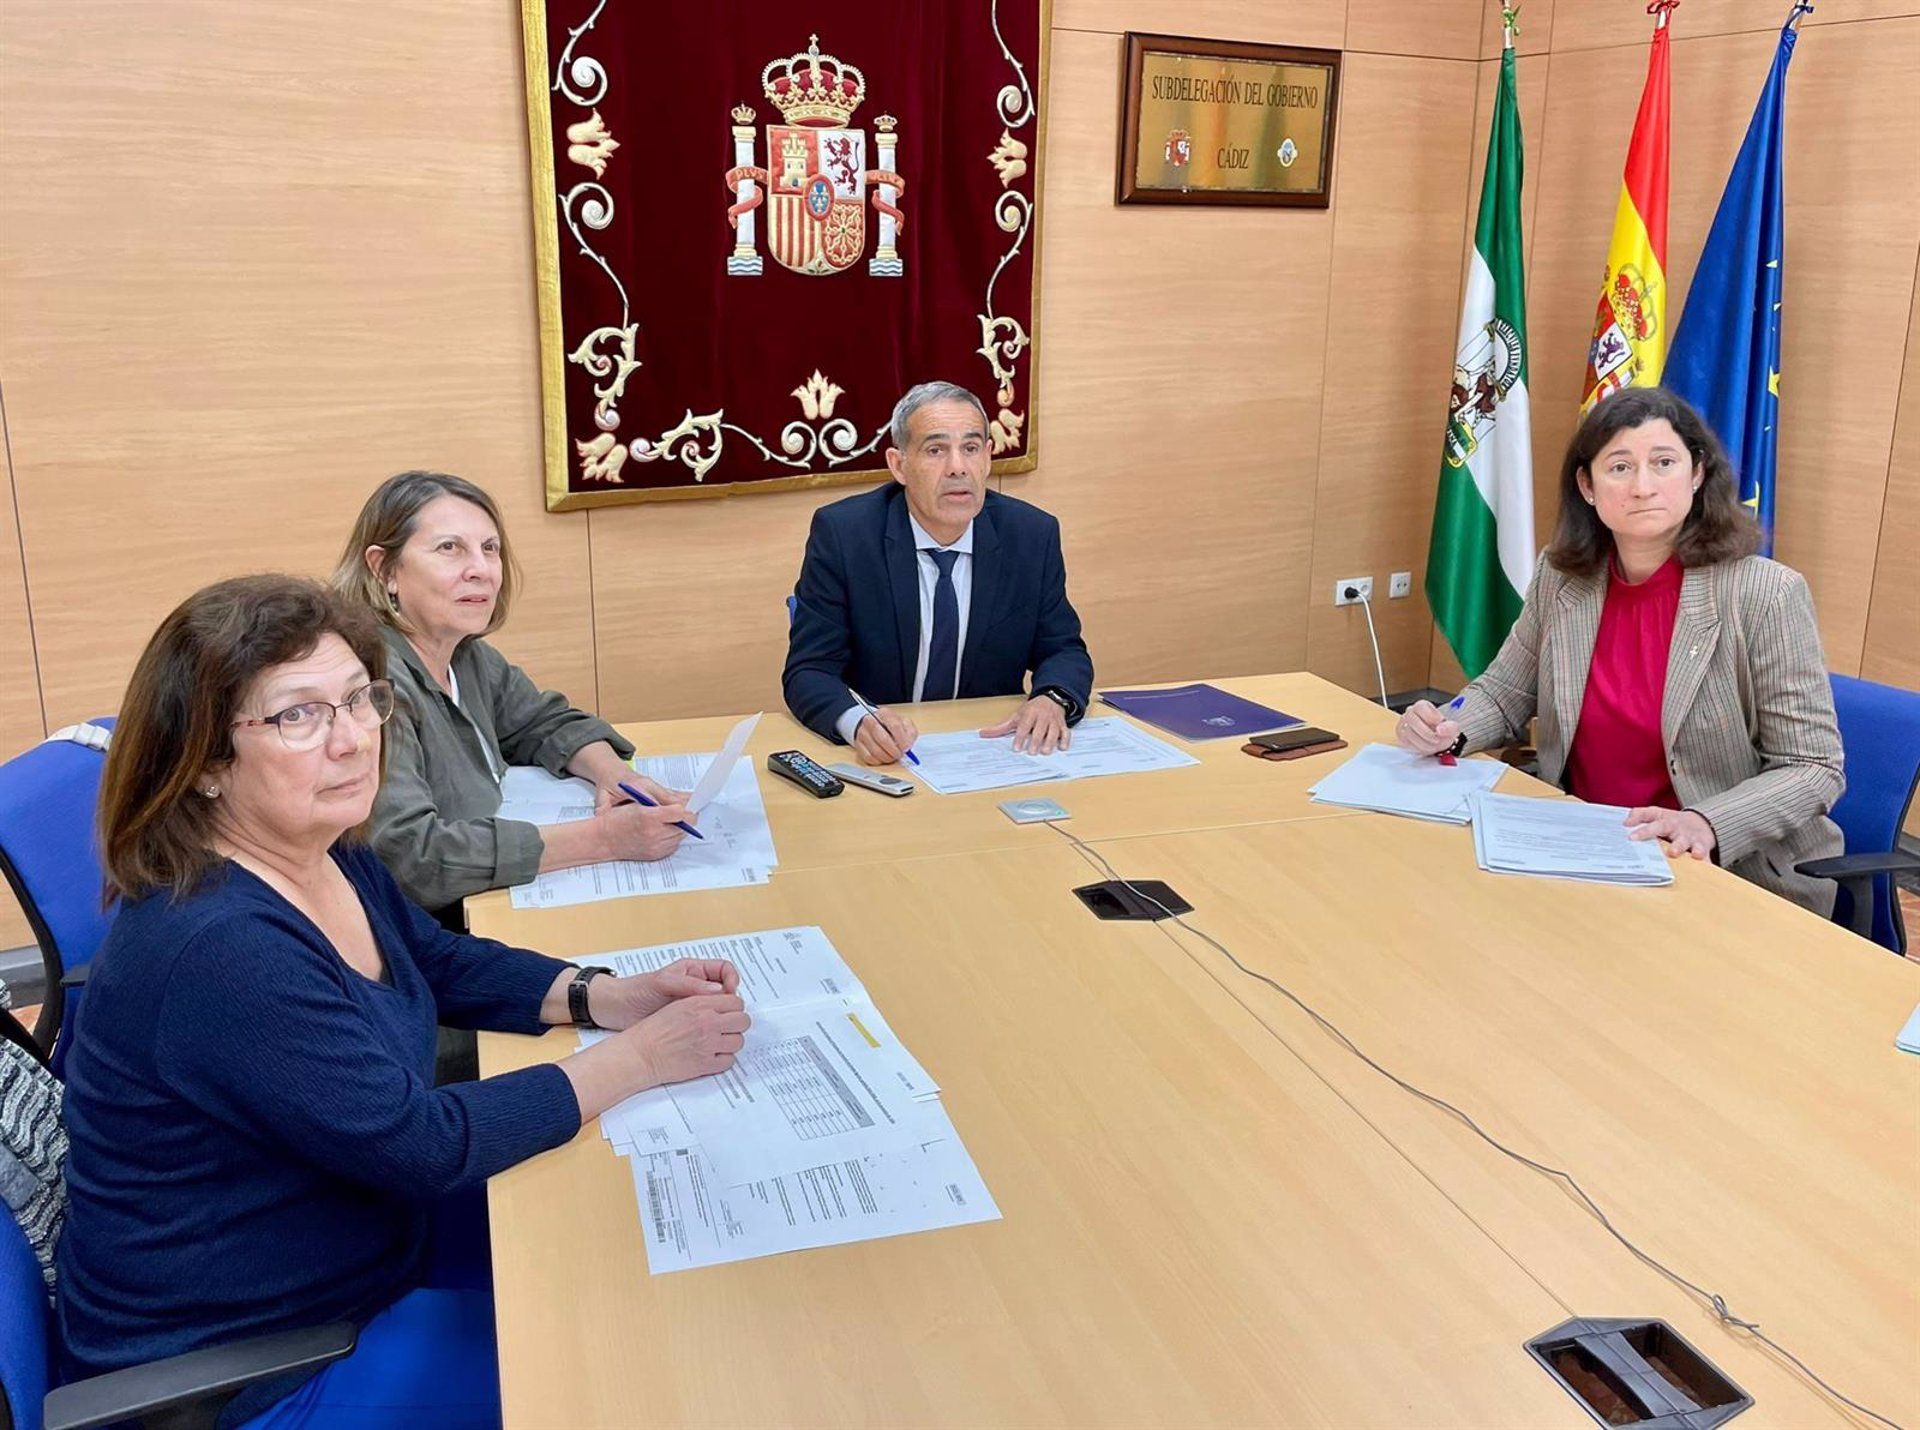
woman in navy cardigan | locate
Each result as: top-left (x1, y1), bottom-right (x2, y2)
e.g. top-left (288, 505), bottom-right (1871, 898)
top-left (56, 575), bottom-right (749, 1427)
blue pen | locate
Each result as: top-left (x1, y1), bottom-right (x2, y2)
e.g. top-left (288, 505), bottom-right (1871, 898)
top-left (616, 781), bottom-right (704, 840)
top-left (848, 688), bottom-right (920, 766)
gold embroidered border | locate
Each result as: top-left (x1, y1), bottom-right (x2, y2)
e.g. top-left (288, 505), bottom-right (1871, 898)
top-left (520, 0), bottom-right (1049, 512)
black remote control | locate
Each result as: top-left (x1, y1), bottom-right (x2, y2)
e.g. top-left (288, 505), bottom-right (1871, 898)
top-left (767, 750), bottom-right (844, 798)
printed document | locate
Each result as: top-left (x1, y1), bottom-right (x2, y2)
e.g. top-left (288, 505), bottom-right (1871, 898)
top-left (564, 926), bottom-right (997, 1271)
top-left (1308, 742), bottom-right (1507, 823)
top-left (509, 750), bottom-right (777, 909)
top-left (906, 716), bottom-right (1197, 795)
top-left (572, 928), bottom-right (941, 1178)
top-left (1468, 790), bottom-right (1674, 885)
top-left (630, 1101), bottom-right (1000, 1274)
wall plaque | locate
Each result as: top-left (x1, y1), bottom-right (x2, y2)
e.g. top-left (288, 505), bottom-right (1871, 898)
top-left (1115, 32), bottom-right (1340, 208)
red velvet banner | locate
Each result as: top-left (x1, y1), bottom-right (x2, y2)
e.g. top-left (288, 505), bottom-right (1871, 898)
top-left (523, 0), bottom-right (1047, 509)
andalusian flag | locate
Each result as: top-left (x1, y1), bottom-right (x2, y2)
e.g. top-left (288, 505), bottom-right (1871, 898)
top-left (1581, 2), bottom-right (1676, 410)
top-left (1427, 24), bottom-right (1532, 679)
top-left (1667, 4), bottom-right (1808, 555)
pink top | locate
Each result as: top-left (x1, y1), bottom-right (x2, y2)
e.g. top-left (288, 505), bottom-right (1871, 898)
top-left (1565, 555), bottom-right (1683, 811)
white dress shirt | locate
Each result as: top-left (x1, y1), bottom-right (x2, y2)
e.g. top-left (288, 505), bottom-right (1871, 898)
top-left (835, 515), bottom-right (975, 744)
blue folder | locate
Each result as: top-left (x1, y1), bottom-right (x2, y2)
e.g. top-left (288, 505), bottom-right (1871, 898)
top-left (1098, 684), bottom-right (1301, 742)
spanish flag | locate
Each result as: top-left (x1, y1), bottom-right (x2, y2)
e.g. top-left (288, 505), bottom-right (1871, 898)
top-left (1581, 1), bottom-right (1676, 410)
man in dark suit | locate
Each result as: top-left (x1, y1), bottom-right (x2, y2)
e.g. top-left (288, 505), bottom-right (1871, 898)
top-left (783, 381), bottom-right (1094, 765)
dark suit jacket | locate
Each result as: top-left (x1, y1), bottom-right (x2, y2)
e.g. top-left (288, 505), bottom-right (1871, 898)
top-left (783, 484), bottom-right (1094, 742)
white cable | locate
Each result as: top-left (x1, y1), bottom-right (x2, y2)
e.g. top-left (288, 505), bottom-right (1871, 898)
top-left (1356, 590), bottom-right (1389, 708)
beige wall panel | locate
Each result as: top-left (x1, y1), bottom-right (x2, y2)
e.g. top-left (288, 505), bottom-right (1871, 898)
top-left (589, 487), bottom-right (849, 722)
top-left (0, 403), bottom-right (42, 759)
top-left (0, 1), bottom-right (597, 727)
top-left (1032, 30), bottom-right (1331, 686)
top-left (1524, 22), bottom-right (1920, 677)
top-left (0, 400), bottom-right (41, 953)
top-left (1861, 275), bottom-right (1920, 694)
top-left (1344, 1), bottom-right (1484, 59)
top-left (1052, 0), bottom-right (1345, 46)
top-left (1550, 0), bottom-right (1919, 53)
top-left (1480, 0), bottom-right (1557, 58)
top-left (1308, 55), bottom-right (1479, 696)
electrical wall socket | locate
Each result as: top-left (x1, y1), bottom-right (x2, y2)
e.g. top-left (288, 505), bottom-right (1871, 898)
top-left (1333, 577), bottom-right (1373, 606)
top-left (1389, 571), bottom-right (1412, 598)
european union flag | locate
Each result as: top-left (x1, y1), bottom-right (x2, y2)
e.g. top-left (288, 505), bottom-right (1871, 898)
top-left (1667, 3), bottom-right (1810, 556)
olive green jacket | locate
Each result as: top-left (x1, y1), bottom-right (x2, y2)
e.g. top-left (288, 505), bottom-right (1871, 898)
top-left (369, 628), bottom-right (632, 912)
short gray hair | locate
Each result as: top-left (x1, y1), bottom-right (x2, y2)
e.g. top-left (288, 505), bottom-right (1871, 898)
top-left (889, 381), bottom-right (989, 451)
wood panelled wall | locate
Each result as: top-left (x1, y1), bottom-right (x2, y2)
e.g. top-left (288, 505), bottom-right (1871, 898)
top-left (2, 0), bottom-right (1917, 944)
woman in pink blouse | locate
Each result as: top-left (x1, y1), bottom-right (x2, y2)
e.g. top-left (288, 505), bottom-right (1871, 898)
top-left (1399, 386), bottom-right (1844, 915)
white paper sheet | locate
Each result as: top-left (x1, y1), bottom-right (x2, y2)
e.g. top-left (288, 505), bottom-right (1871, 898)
top-left (905, 716), bottom-right (1198, 795)
top-left (496, 766), bottom-right (597, 826)
top-left (687, 713), bottom-right (760, 813)
top-left (571, 927), bottom-right (869, 1012)
top-left (630, 1103), bottom-right (1000, 1274)
top-left (1468, 790), bottom-right (1674, 885)
top-left (1307, 742), bottom-right (1508, 823)
top-left (508, 755), bottom-right (777, 909)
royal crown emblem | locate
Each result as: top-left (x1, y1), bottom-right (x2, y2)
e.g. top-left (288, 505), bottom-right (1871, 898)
top-left (722, 35), bottom-right (907, 278)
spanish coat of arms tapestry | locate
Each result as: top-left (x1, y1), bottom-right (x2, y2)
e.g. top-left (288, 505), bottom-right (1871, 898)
top-left (522, 0), bottom-right (1048, 509)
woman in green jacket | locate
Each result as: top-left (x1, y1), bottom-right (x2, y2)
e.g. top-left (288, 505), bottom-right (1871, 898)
top-left (333, 471), bottom-right (690, 918)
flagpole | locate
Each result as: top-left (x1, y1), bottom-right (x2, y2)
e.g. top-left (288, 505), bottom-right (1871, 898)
top-left (1502, 4), bottom-right (1518, 50)
top-left (1648, 0), bottom-right (1681, 31)
top-left (1785, 0), bottom-right (1814, 30)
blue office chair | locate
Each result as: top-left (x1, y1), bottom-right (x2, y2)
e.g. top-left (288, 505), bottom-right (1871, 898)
top-left (1796, 674), bottom-right (1920, 954)
top-left (0, 1052), bottom-right (355, 1430)
top-left (0, 721), bottom-right (117, 1062)
top-left (786, 594), bottom-right (798, 625)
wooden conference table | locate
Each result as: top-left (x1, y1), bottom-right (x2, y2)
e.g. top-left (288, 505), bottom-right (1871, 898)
top-left (472, 674), bottom-right (1920, 1429)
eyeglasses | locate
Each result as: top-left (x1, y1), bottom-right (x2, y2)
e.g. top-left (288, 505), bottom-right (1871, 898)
top-left (233, 680), bottom-right (395, 751)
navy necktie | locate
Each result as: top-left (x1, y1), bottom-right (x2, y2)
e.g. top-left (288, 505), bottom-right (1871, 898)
top-left (922, 549), bottom-right (960, 702)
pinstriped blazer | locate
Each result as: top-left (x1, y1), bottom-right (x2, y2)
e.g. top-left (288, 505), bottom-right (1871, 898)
top-left (1456, 553), bottom-right (1845, 915)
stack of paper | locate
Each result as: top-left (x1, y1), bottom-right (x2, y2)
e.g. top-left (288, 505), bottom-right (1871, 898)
top-left (572, 927), bottom-right (1000, 1273)
top-left (1467, 790), bottom-right (1674, 886)
top-left (505, 715), bottom-right (779, 909)
top-left (906, 716), bottom-right (1198, 796)
top-left (1309, 742), bottom-right (1507, 823)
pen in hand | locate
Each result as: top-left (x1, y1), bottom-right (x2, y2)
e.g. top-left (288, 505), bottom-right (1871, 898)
top-left (616, 780), bottom-right (704, 841)
top-left (1437, 693), bottom-right (1467, 766)
top-left (848, 688), bottom-right (920, 766)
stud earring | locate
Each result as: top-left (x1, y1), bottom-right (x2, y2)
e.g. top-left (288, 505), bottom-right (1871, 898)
top-left (202, 785), bottom-right (220, 798)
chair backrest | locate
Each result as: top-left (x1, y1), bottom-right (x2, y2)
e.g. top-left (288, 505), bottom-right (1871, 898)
top-left (0, 1035), bottom-right (65, 1430)
top-left (786, 594), bottom-right (798, 626)
top-left (0, 1208), bottom-right (49, 1430)
top-left (0, 721), bottom-right (117, 1047)
top-left (1827, 674), bottom-right (1920, 951)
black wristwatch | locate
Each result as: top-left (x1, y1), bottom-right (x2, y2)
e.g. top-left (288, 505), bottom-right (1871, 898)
top-left (1447, 731), bottom-right (1468, 758)
top-left (568, 966), bottom-right (613, 1029)
top-left (1036, 686), bottom-right (1079, 721)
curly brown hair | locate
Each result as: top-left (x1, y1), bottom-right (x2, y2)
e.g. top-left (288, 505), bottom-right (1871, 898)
top-left (1545, 386), bottom-right (1761, 578)
top-left (99, 575), bottom-right (387, 902)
